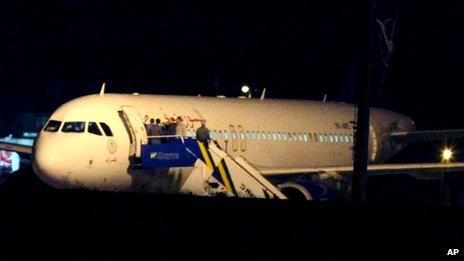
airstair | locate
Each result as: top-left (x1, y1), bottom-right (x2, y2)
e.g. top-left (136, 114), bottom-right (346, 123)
top-left (118, 106), bottom-right (286, 199)
top-left (138, 136), bottom-right (286, 199)
top-left (137, 137), bottom-right (287, 199)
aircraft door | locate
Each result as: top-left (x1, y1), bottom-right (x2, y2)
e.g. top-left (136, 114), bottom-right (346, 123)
top-left (237, 125), bottom-right (246, 151)
top-left (229, 125), bottom-right (238, 152)
top-left (119, 106), bottom-right (148, 158)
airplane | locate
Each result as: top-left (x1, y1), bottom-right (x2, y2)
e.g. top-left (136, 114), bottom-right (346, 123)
top-left (2, 89), bottom-right (464, 200)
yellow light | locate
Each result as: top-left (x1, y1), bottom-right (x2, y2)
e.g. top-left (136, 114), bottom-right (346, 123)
top-left (442, 148), bottom-right (453, 162)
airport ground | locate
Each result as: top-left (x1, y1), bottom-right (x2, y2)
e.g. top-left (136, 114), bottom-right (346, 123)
top-left (0, 167), bottom-right (463, 258)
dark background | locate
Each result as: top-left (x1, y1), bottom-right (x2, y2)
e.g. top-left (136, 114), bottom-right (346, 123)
top-left (1, 0), bottom-right (463, 127)
top-left (2, 0), bottom-right (464, 162)
top-left (1, 1), bottom-right (464, 257)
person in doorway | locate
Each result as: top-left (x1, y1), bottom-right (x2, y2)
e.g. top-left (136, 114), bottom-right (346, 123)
top-left (196, 120), bottom-right (210, 148)
top-left (146, 118), bottom-right (157, 137)
top-left (149, 118), bottom-right (163, 144)
top-left (143, 115), bottom-right (150, 127)
top-left (175, 116), bottom-right (187, 137)
top-left (153, 119), bottom-right (163, 136)
top-left (166, 117), bottom-right (177, 135)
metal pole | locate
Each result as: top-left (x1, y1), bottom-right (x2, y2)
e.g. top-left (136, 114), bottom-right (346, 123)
top-left (352, 0), bottom-right (377, 204)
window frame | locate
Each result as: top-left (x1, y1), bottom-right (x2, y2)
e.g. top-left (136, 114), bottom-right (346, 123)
top-left (88, 122), bottom-right (103, 136)
top-left (43, 120), bottom-right (62, 132)
top-left (99, 122), bottom-right (114, 137)
top-left (62, 121), bottom-right (86, 133)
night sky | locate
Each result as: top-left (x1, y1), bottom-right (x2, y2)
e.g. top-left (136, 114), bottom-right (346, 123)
top-left (1, 1), bottom-right (464, 131)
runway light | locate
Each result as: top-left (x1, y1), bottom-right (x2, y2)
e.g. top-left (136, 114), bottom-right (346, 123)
top-left (442, 148), bottom-right (453, 162)
top-left (241, 85), bottom-right (250, 94)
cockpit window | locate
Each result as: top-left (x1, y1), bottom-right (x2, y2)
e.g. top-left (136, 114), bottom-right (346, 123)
top-left (43, 120), bottom-right (62, 132)
top-left (62, 122), bottom-right (86, 133)
top-left (99, 122), bottom-right (113, 137)
top-left (88, 122), bottom-right (102, 136)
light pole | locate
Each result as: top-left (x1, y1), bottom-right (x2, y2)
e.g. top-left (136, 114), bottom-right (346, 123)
top-left (441, 147), bottom-right (453, 203)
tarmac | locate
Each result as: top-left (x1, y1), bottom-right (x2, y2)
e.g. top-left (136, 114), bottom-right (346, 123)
top-left (0, 166), bottom-right (463, 258)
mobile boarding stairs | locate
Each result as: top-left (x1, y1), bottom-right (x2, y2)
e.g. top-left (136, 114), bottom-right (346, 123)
top-left (132, 136), bottom-right (287, 200)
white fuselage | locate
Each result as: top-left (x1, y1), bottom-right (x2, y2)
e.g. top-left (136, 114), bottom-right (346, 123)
top-left (32, 94), bottom-right (415, 191)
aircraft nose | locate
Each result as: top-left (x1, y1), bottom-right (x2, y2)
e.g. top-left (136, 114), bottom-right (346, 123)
top-left (32, 135), bottom-right (66, 188)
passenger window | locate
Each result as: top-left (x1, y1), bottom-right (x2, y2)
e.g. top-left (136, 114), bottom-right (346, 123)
top-left (62, 122), bottom-right (85, 133)
top-left (99, 122), bottom-right (113, 137)
top-left (88, 122), bottom-right (102, 136)
top-left (43, 120), bottom-right (62, 132)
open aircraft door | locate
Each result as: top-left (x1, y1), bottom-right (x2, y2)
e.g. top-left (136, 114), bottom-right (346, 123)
top-left (237, 125), bottom-right (246, 151)
top-left (119, 106), bottom-right (148, 158)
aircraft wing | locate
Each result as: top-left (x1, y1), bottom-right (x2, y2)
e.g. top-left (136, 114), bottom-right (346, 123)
top-left (390, 129), bottom-right (464, 142)
top-left (0, 137), bottom-right (34, 154)
top-left (259, 162), bottom-right (464, 179)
